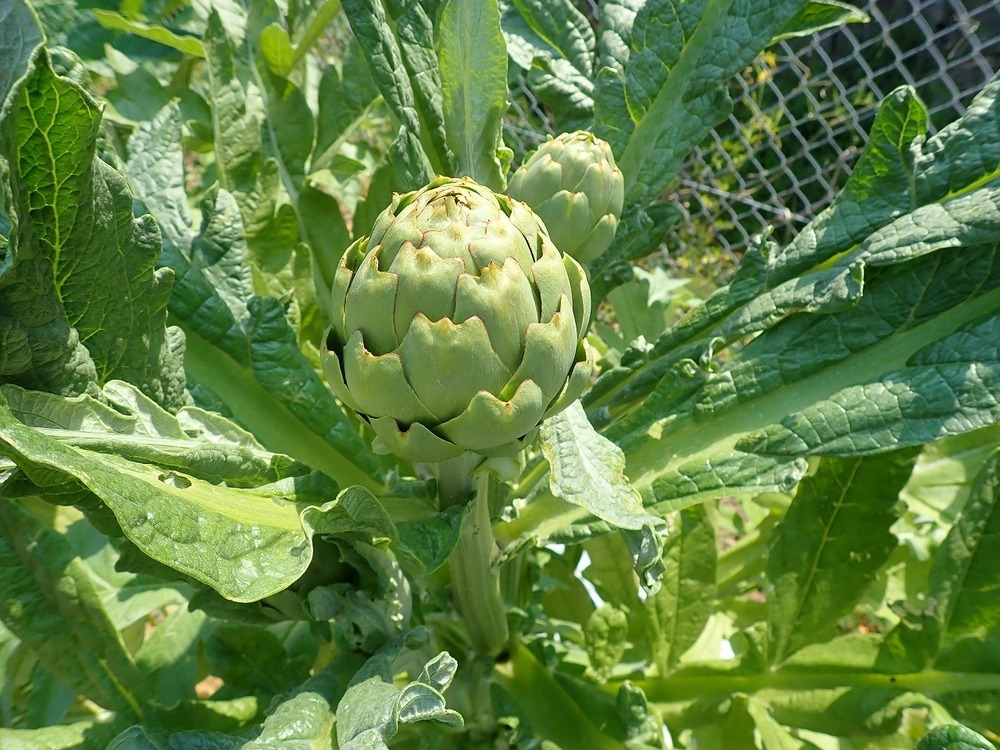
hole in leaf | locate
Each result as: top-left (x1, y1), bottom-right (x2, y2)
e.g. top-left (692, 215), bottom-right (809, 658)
top-left (158, 471), bottom-right (192, 489)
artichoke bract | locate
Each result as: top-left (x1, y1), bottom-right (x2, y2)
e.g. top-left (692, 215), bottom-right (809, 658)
top-left (507, 130), bottom-right (624, 264)
top-left (322, 176), bottom-right (594, 463)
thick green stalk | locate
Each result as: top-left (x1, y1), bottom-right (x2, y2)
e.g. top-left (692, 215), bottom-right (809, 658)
top-left (494, 642), bottom-right (621, 750)
top-left (438, 455), bottom-right (510, 658)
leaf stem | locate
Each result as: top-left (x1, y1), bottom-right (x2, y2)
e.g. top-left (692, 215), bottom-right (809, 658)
top-left (181, 325), bottom-right (383, 493)
top-left (438, 455), bottom-right (510, 658)
top-left (623, 667), bottom-right (1000, 703)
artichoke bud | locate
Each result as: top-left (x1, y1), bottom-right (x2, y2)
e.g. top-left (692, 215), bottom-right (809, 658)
top-left (322, 176), bottom-right (595, 463)
top-left (507, 130), bottom-right (625, 265)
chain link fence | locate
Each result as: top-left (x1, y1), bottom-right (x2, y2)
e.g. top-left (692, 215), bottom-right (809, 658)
top-left (506, 0), bottom-right (1000, 287)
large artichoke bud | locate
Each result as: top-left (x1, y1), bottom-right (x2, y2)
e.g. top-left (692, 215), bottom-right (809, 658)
top-left (507, 130), bottom-right (624, 264)
top-left (322, 176), bottom-right (594, 463)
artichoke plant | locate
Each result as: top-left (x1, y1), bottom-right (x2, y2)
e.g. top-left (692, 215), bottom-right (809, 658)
top-left (321, 176), bottom-right (594, 463)
top-left (507, 130), bottom-right (625, 264)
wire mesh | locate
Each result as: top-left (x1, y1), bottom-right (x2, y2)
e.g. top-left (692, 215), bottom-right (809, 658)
top-left (504, 0), bottom-right (1000, 287)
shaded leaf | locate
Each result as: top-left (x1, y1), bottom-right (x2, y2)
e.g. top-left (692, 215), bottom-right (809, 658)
top-left (766, 454), bottom-right (914, 663)
top-left (647, 504), bottom-right (716, 673)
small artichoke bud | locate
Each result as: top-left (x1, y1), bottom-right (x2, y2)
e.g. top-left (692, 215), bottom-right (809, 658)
top-left (507, 131), bottom-right (625, 264)
top-left (321, 176), bottom-right (594, 463)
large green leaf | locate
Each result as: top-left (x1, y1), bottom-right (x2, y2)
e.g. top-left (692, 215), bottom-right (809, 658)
top-left (596, 77), bottom-right (1000, 514)
top-left (647, 503), bottom-right (716, 673)
top-left (0, 43), bottom-right (186, 408)
top-left (342, 0), bottom-right (447, 187)
top-left (203, 11), bottom-right (299, 279)
top-left (438, 0), bottom-right (508, 190)
top-left (1, 381), bottom-right (307, 485)
top-left (502, 0), bottom-right (595, 128)
top-left (538, 401), bottom-right (667, 590)
top-left (928, 449), bottom-right (1000, 648)
top-left (0, 385), bottom-right (392, 602)
top-left (765, 454), bottom-right (914, 664)
top-left (0, 500), bottom-right (149, 716)
top-left (126, 103), bottom-right (382, 491)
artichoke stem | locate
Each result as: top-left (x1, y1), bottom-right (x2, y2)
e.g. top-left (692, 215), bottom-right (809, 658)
top-left (436, 453), bottom-right (483, 509)
top-left (438, 457), bottom-right (510, 658)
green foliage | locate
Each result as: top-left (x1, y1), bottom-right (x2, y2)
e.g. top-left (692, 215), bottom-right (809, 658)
top-left (1, 0), bottom-right (999, 747)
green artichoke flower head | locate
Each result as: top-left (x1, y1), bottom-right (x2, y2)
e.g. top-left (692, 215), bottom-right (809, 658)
top-left (507, 130), bottom-right (624, 265)
top-left (322, 176), bottom-right (594, 463)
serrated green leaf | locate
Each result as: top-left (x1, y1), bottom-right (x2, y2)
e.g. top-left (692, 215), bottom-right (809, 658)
top-left (0, 50), bottom-right (187, 408)
top-left (598, 0), bottom-right (808, 207)
top-left (204, 12), bottom-right (261, 193)
top-left (766, 454), bottom-right (914, 664)
top-left (202, 11), bottom-right (303, 281)
top-left (773, 76), bottom-right (1000, 285)
top-left (595, 0), bottom-right (640, 77)
top-left (0, 400), bottom-right (301, 602)
top-left (126, 103), bottom-right (195, 249)
top-left (738, 310), bottom-right (1000, 457)
top-left (647, 454), bottom-right (809, 514)
top-left (627, 240), bottom-right (1000, 512)
top-left (541, 401), bottom-right (667, 591)
top-left (438, 0), bottom-right (508, 190)
top-left (502, 0), bottom-right (595, 127)
top-left (341, 0), bottom-right (442, 186)
top-left (336, 650), bottom-right (462, 749)
top-left (2, 381), bottom-right (307, 485)
top-left (593, 76), bottom-right (1000, 450)
top-left (92, 9), bottom-right (205, 57)
top-left (647, 504), bottom-right (716, 674)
